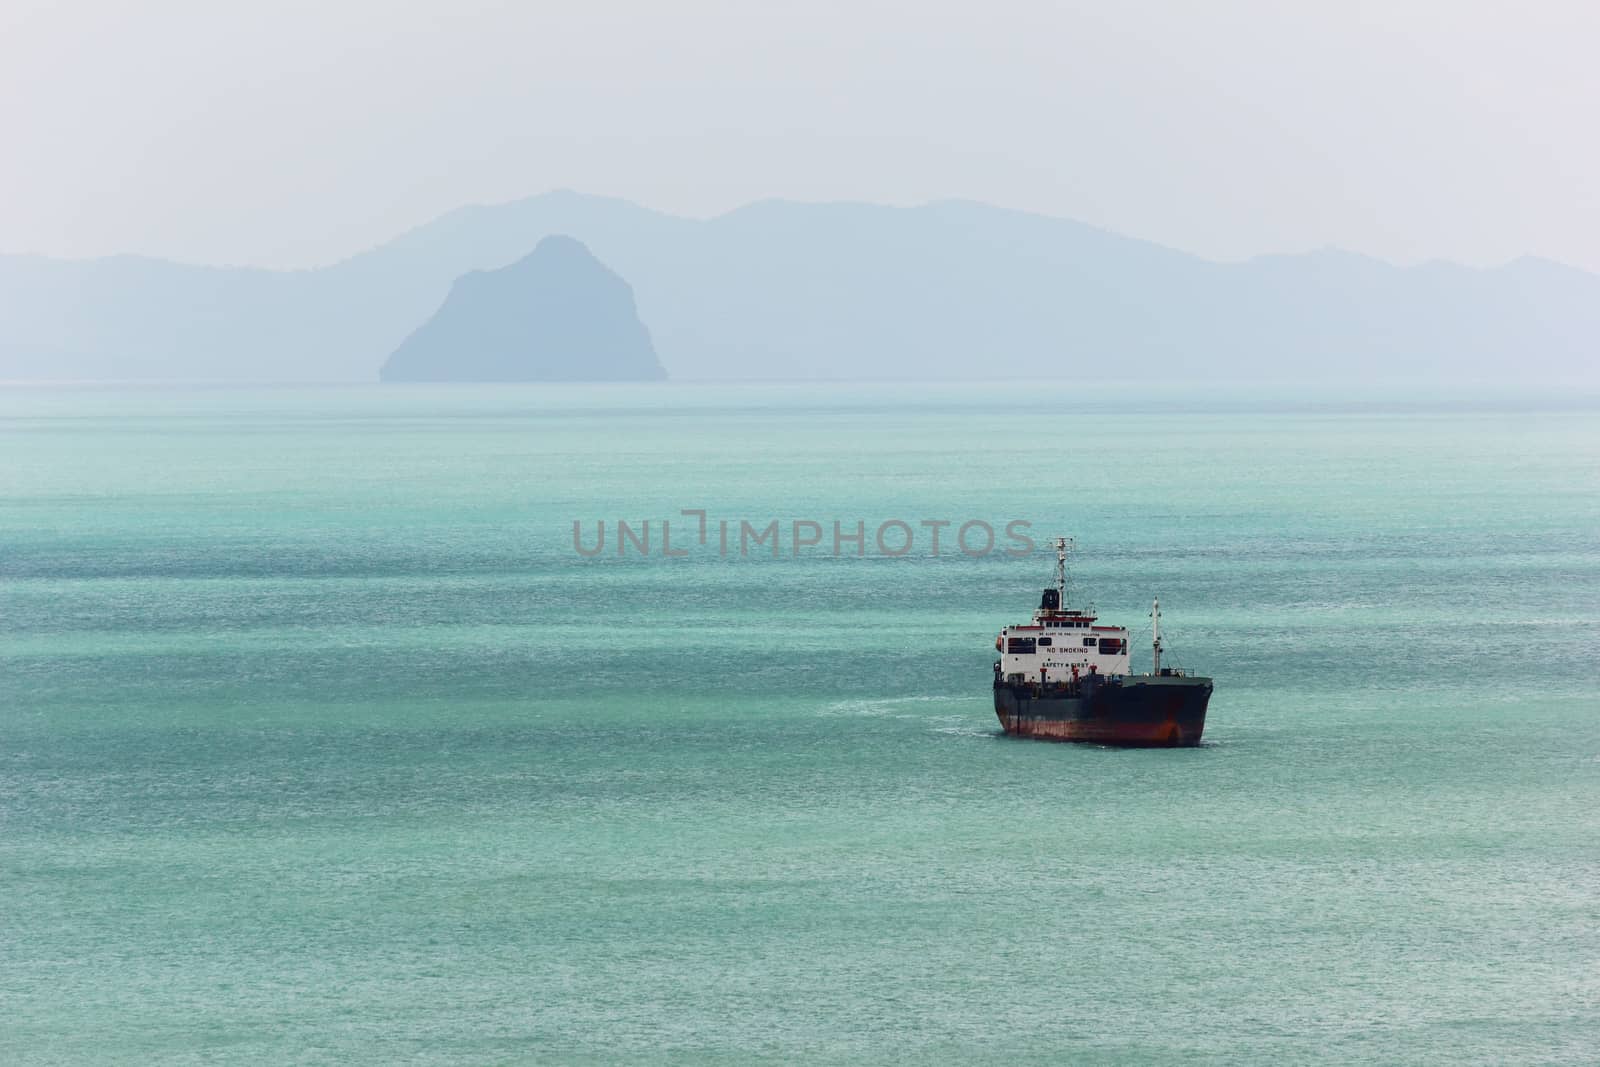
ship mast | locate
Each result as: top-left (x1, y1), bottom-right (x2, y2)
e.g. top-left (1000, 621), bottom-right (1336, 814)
top-left (1052, 537), bottom-right (1074, 607)
top-left (1151, 597), bottom-right (1162, 675)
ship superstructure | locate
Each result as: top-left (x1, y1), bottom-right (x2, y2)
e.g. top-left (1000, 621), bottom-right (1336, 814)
top-left (995, 537), bottom-right (1130, 683)
top-left (992, 538), bottom-right (1213, 745)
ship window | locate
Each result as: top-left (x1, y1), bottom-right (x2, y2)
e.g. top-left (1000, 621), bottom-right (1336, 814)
top-left (1099, 638), bottom-right (1125, 654)
top-left (1036, 637), bottom-right (1052, 647)
top-left (1083, 636), bottom-right (1097, 647)
top-left (1006, 638), bottom-right (1036, 655)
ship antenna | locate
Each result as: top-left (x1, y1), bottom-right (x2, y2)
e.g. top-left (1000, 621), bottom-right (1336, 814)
top-left (1052, 537), bottom-right (1074, 606)
top-left (1151, 597), bottom-right (1162, 675)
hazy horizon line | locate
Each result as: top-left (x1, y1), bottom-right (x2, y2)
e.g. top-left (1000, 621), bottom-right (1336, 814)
top-left (5, 378), bottom-right (1599, 406)
top-left (4, 188), bottom-right (1591, 280)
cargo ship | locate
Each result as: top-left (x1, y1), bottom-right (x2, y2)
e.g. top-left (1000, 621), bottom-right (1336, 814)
top-left (993, 538), bottom-right (1212, 745)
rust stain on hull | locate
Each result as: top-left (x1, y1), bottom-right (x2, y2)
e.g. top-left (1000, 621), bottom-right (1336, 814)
top-left (997, 712), bottom-right (1197, 747)
top-left (993, 676), bottom-right (1212, 747)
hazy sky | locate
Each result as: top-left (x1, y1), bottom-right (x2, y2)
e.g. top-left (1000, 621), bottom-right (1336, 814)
top-left (3, 1), bottom-right (1596, 271)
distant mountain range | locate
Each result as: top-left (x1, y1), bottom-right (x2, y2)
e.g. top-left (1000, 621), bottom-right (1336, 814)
top-left (2, 191), bottom-right (1596, 382)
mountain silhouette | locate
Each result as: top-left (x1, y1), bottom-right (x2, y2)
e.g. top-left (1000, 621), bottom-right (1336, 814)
top-left (2, 191), bottom-right (1596, 382)
top-left (380, 236), bottom-right (664, 383)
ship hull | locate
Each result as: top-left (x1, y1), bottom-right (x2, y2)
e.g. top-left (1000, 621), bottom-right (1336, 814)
top-left (994, 674), bottom-right (1212, 746)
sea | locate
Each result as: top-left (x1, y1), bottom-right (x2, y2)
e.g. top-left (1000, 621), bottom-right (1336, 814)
top-left (3, 382), bottom-right (1598, 1065)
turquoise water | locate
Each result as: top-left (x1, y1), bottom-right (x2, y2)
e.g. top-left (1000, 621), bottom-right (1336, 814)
top-left (3, 383), bottom-right (1598, 1064)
